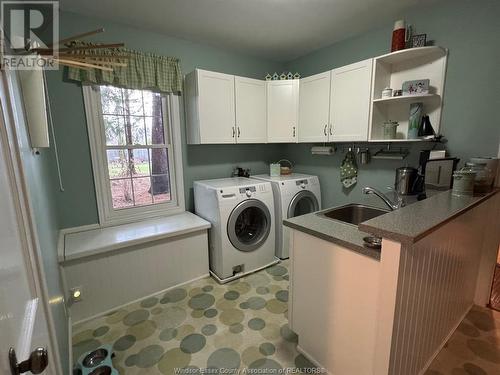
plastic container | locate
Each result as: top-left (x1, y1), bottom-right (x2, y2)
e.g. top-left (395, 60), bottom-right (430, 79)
top-left (270, 163), bottom-right (280, 177)
top-left (383, 121), bottom-right (399, 139)
top-left (465, 161), bottom-right (494, 193)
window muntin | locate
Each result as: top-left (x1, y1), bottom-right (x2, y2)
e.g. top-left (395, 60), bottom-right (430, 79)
top-left (97, 86), bottom-right (172, 210)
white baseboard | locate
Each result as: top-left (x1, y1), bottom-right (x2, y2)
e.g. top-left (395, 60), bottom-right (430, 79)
top-left (210, 258), bottom-right (279, 284)
top-left (418, 303), bottom-right (473, 375)
top-left (72, 273), bottom-right (210, 326)
top-left (296, 345), bottom-right (331, 375)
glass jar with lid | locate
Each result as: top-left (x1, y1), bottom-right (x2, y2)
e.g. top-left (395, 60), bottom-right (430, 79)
top-left (464, 162), bottom-right (494, 193)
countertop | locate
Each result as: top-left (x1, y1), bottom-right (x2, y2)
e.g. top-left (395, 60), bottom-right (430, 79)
top-left (283, 188), bottom-right (499, 260)
top-left (284, 211), bottom-right (382, 260)
top-left (359, 189), bottom-right (499, 244)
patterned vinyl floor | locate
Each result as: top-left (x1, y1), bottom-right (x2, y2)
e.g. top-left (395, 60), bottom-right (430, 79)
top-left (72, 260), bottom-right (317, 374)
top-left (425, 305), bottom-right (500, 375)
top-left (73, 261), bottom-right (500, 374)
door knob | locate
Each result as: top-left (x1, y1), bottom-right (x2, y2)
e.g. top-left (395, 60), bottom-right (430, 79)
top-left (9, 347), bottom-right (48, 375)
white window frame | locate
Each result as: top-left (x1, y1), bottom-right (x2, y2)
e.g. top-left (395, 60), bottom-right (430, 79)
top-left (83, 85), bottom-right (185, 226)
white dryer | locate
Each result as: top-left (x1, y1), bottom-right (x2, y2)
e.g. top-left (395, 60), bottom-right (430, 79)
top-left (194, 177), bottom-right (278, 283)
top-left (253, 173), bottom-right (321, 259)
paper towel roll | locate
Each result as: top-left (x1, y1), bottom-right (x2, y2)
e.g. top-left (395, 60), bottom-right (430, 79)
top-left (18, 62), bottom-right (49, 148)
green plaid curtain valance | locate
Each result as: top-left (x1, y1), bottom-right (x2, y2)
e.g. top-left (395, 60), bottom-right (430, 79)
top-left (67, 46), bottom-right (182, 93)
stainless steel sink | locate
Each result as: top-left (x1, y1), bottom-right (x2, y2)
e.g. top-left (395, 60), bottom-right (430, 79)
top-left (317, 204), bottom-right (389, 226)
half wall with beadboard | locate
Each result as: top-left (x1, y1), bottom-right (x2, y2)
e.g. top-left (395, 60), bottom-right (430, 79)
top-left (386, 194), bottom-right (500, 375)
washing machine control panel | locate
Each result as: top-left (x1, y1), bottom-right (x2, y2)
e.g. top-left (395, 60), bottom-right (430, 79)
top-left (296, 179), bottom-right (308, 189)
top-left (239, 186), bottom-right (256, 197)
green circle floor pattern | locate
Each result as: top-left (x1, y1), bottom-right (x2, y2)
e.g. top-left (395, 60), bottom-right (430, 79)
top-left (72, 260), bottom-right (318, 374)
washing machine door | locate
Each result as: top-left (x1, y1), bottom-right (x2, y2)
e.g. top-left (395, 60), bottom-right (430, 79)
top-left (227, 199), bottom-right (271, 252)
top-left (287, 190), bottom-right (319, 218)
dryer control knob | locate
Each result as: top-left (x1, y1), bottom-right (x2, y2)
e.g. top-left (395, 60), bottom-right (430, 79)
top-left (246, 190), bottom-right (252, 197)
top-left (300, 183), bottom-right (306, 189)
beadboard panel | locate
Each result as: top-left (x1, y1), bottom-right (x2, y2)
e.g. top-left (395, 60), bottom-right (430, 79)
top-left (388, 202), bottom-right (490, 375)
top-left (63, 231), bottom-right (209, 323)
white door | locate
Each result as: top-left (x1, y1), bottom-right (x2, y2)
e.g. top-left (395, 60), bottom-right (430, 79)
top-left (234, 76), bottom-right (267, 143)
top-left (267, 80), bottom-right (299, 143)
top-left (0, 71), bottom-right (57, 374)
top-left (198, 69), bottom-right (236, 143)
top-left (329, 59), bottom-right (373, 142)
top-left (299, 72), bottom-right (331, 143)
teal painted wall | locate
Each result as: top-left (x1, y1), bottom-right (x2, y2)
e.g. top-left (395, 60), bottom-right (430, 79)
top-left (10, 75), bottom-right (69, 372)
top-left (285, 0), bottom-right (500, 208)
top-left (47, 11), bottom-right (286, 228)
top-left (48, 0), bottom-right (500, 226)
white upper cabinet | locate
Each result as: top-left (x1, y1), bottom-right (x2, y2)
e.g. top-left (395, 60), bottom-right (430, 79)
top-left (267, 80), bottom-right (299, 143)
top-left (299, 71), bottom-right (332, 143)
top-left (234, 76), bottom-right (267, 143)
top-left (185, 69), bottom-right (236, 144)
top-left (186, 49), bottom-right (444, 144)
top-left (329, 58), bottom-right (373, 142)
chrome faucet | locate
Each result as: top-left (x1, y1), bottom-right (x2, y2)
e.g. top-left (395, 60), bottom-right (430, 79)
top-left (362, 186), bottom-right (404, 211)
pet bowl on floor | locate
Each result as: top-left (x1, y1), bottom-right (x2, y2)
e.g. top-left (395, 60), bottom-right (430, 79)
top-left (75, 345), bottom-right (119, 375)
top-left (83, 348), bottom-right (108, 368)
top-left (89, 366), bottom-right (112, 375)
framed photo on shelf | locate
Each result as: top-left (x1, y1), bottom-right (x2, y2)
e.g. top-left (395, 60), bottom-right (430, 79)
top-left (412, 34), bottom-right (427, 48)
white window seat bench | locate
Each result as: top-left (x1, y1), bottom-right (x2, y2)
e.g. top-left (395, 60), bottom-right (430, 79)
top-left (59, 212), bottom-right (211, 323)
top-left (61, 212), bottom-right (211, 262)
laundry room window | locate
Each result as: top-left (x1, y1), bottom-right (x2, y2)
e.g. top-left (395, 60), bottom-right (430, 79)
top-left (83, 85), bottom-right (185, 225)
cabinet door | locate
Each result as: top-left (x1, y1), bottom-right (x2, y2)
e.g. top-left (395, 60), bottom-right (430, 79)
top-left (267, 80), bottom-right (299, 143)
top-left (235, 77), bottom-right (267, 143)
top-left (299, 72), bottom-right (331, 143)
top-left (329, 59), bottom-right (373, 142)
top-left (198, 69), bottom-right (236, 143)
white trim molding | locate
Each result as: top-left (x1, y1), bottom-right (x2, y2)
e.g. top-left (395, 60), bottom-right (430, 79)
top-left (82, 86), bottom-right (185, 226)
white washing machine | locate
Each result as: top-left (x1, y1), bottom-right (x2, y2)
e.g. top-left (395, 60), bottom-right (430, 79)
top-left (253, 173), bottom-right (321, 259)
top-left (194, 177), bottom-right (278, 283)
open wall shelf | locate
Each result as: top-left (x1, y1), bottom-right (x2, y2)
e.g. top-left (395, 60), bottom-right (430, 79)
top-left (372, 93), bottom-right (440, 103)
top-left (368, 46), bottom-right (448, 142)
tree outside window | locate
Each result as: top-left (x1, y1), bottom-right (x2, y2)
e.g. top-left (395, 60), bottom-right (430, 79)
top-left (99, 86), bottom-right (171, 209)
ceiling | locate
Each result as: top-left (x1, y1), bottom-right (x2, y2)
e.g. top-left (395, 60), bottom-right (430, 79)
top-left (59, 0), bottom-right (438, 62)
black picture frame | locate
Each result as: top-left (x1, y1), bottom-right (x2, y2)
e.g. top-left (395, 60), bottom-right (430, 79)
top-left (412, 34), bottom-right (427, 48)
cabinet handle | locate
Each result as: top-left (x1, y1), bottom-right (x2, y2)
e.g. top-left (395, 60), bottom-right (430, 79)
top-left (329, 124), bottom-right (333, 136)
top-left (232, 127), bottom-right (235, 138)
top-left (323, 124), bottom-right (327, 136)
top-left (237, 127), bottom-right (241, 138)
top-left (292, 126), bottom-right (296, 137)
